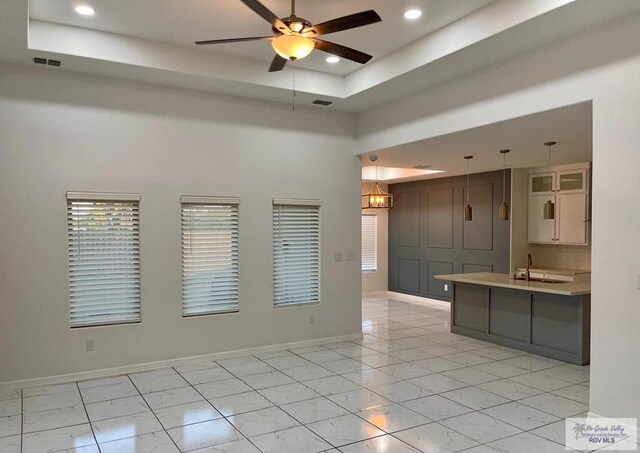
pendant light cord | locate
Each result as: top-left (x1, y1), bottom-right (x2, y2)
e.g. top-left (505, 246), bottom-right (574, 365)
top-left (466, 159), bottom-right (470, 204)
top-left (502, 152), bottom-right (507, 203)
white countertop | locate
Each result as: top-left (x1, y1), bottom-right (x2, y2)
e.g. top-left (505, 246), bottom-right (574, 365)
top-left (435, 272), bottom-right (591, 296)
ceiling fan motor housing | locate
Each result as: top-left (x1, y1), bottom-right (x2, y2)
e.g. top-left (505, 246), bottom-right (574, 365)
top-left (275, 16), bottom-right (313, 35)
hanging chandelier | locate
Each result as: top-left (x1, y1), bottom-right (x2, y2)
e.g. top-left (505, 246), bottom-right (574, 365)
top-left (499, 149), bottom-right (510, 221)
top-left (362, 156), bottom-right (393, 209)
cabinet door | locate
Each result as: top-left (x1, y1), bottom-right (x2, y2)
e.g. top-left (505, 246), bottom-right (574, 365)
top-left (557, 193), bottom-right (588, 245)
top-left (558, 169), bottom-right (587, 193)
top-left (528, 195), bottom-right (556, 243)
top-left (529, 172), bottom-right (555, 196)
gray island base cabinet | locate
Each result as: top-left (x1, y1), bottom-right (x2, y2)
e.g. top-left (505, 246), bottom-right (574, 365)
top-left (439, 277), bottom-right (590, 365)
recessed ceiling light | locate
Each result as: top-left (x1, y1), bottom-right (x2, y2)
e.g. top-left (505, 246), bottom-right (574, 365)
top-left (75, 5), bottom-right (95, 16)
top-left (326, 56), bottom-right (340, 64)
top-left (404, 9), bottom-right (422, 20)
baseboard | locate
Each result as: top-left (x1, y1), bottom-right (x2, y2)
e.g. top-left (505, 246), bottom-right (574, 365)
top-left (0, 333), bottom-right (363, 391)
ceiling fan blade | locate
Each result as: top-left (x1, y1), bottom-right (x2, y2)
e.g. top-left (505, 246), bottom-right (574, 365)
top-left (195, 36), bottom-right (273, 45)
top-left (269, 54), bottom-right (288, 72)
top-left (305, 10), bottom-right (381, 37)
top-left (312, 39), bottom-right (373, 64)
top-left (239, 0), bottom-right (290, 33)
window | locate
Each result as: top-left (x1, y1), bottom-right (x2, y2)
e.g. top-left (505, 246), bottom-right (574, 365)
top-left (181, 196), bottom-right (240, 317)
top-left (362, 215), bottom-right (377, 271)
top-left (273, 199), bottom-right (321, 307)
top-left (67, 192), bottom-right (141, 327)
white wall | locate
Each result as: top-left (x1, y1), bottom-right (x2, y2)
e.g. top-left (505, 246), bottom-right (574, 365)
top-left (0, 64), bottom-right (362, 384)
top-left (357, 14), bottom-right (640, 420)
top-left (361, 182), bottom-right (389, 293)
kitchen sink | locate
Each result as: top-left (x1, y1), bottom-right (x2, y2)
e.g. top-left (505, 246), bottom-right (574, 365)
top-left (515, 277), bottom-right (566, 284)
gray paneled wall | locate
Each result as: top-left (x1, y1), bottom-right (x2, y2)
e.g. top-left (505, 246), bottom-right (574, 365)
top-left (389, 170), bottom-right (511, 301)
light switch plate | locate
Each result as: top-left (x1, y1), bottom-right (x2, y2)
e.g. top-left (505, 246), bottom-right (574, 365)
top-left (334, 253), bottom-right (343, 262)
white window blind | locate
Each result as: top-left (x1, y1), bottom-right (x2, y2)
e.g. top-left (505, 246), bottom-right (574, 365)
top-left (362, 215), bottom-right (377, 271)
top-left (67, 192), bottom-right (141, 328)
top-left (273, 200), bottom-right (320, 307)
top-left (181, 196), bottom-right (239, 316)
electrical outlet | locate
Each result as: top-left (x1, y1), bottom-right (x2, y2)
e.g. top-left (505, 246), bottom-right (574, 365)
top-left (346, 253), bottom-right (356, 262)
top-left (309, 314), bottom-right (316, 324)
top-left (85, 340), bottom-right (95, 352)
top-left (444, 284), bottom-right (449, 292)
top-left (334, 253), bottom-right (343, 262)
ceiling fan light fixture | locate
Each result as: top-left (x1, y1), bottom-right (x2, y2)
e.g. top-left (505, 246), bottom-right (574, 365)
top-left (272, 34), bottom-right (315, 61)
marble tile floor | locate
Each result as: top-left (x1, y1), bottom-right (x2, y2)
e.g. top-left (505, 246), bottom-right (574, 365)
top-left (0, 292), bottom-right (634, 453)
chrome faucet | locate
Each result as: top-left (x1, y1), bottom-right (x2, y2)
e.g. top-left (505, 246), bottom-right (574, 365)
top-left (526, 254), bottom-right (533, 281)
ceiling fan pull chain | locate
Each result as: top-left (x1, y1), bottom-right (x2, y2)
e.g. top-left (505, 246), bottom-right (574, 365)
top-left (292, 67), bottom-right (296, 112)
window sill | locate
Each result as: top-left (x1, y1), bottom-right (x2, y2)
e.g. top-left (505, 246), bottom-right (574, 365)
top-left (183, 309), bottom-right (240, 319)
top-left (362, 269), bottom-right (378, 273)
top-left (70, 320), bottom-right (141, 330)
top-left (274, 301), bottom-right (320, 309)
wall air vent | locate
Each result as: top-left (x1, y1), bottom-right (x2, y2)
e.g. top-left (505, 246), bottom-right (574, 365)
top-left (312, 99), bottom-right (333, 106)
top-left (32, 57), bottom-right (62, 67)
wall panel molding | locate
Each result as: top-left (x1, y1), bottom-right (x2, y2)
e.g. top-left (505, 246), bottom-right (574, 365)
top-left (428, 187), bottom-right (454, 249)
top-left (388, 170), bottom-right (510, 302)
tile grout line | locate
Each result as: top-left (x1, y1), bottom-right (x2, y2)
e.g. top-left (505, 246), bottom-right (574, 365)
top-left (173, 365), bottom-right (266, 453)
top-left (247, 351), bottom-right (387, 451)
top-left (19, 388), bottom-right (23, 453)
top-left (124, 374), bottom-right (183, 452)
top-left (248, 348), bottom-right (440, 452)
top-left (75, 381), bottom-right (102, 453)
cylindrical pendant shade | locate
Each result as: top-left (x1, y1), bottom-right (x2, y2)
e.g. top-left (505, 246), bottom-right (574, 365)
top-left (499, 202), bottom-right (509, 221)
top-left (544, 199), bottom-right (555, 220)
top-left (464, 204), bottom-right (473, 221)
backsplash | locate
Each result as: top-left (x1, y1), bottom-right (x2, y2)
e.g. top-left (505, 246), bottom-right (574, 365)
top-left (527, 243), bottom-right (592, 271)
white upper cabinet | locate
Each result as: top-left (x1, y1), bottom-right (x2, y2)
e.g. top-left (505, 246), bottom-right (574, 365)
top-left (557, 192), bottom-right (588, 245)
top-left (528, 163), bottom-right (590, 246)
top-left (529, 172), bottom-right (555, 196)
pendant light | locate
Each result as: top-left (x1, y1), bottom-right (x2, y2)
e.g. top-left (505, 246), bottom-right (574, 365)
top-left (499, 149), bottom-right (510, 221)
top-left (543, 141), bottom-right (557, 220)
top-left (464, 155), bottom-right (473, 221)
top-left (362, 156), bottom-right (393, 209)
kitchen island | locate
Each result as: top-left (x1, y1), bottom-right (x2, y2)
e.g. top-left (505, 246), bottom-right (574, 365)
top-left (435, 272), bottom-right (590, 365)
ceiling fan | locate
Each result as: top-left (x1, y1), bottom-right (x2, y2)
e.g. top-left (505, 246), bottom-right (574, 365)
top-left (195, 0), bottom-right (382, 72)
